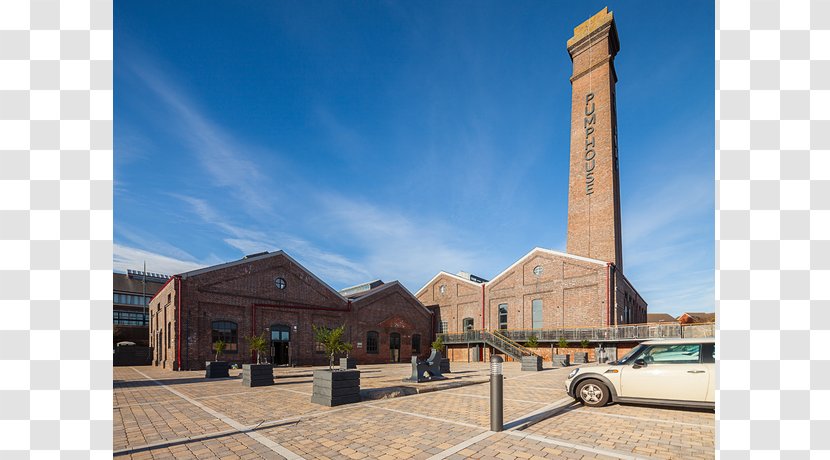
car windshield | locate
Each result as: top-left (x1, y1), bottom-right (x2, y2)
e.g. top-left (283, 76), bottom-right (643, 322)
top-left (613, 344), bottom-right (646, 365)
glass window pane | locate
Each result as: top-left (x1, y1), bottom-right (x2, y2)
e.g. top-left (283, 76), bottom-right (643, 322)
top-left (532, 299), bottom-right (543, 329)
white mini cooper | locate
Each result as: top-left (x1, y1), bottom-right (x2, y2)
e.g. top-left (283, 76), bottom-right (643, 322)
top-left (565, 338), bottom-right (715, 409)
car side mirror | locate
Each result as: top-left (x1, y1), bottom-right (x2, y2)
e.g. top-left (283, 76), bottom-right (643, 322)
top-left (632, 358), bottom-right (647, 369)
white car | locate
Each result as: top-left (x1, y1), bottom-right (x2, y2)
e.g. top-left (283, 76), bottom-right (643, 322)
top-left (564, 338), bottom-right (715, 409)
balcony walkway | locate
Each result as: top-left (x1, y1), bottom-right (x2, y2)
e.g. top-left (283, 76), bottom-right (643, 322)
top-left (439, 322), bottom-right (714, 347)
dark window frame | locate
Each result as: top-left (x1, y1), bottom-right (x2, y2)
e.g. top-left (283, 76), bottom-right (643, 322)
top-left (531, 299), bottom-right (543, 330)
top-left (462, 317), bottom-right (474, 331)
top-left (411, 334), bottom-right (421, 355)
top-left (366, 331), bottom-right (379, 354)
top-left (498, 304), bottom-right (508, 330)
top-left (211, 320), bottom-right (239, 353)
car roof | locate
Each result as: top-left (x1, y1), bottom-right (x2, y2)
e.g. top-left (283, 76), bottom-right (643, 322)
top-left (640, 337), bottom-right (714, 345)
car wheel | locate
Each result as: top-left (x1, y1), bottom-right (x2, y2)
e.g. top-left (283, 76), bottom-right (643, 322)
top-left (576, 379), bottom-right (610, 407)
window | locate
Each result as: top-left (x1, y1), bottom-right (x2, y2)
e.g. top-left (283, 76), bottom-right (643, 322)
top-left (274, 277), bottom-right (286, 289)
top-left (113, 311), bottom-right (148, 326)
top-left (498, 304), bottom-right (508, 330)
top-left (211, 321), bottom-right (239, 353)
top-left (411, 334), bottom-right (421, 355)
top-left (438, 320), bottom-right (449, 333)
top-left (641, 344), bottom-right (701, 364)
top-left (167, 322), bottom-right (171, 348)
top-left (366, 331), bottom-right (379, 354)
top-left (532, 299), bottom-right (543, 329)
top-left (270, 324), bottom-right (290, 342)
top-left (439, 284), bottom-right (446, 295)
top-left (701, 343), bottom-right (716, 363)
top-left (462, 317), bottom-right (474, 331)
top-left (533, 265), bottom-right (543, 277)
top-left (167, 293), bottom-right (171, 304)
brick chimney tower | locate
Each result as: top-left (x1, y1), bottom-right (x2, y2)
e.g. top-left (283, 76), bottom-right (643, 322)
top-left (565, 7), bottom-right (624, 273)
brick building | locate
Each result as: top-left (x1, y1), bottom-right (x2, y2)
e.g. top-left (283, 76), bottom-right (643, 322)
top-left (148, 251), bottom-right (433, 370)
top-left (417, 8), bottom-right (647, 358)
top-left (113, 270), bottom-right (168, 347)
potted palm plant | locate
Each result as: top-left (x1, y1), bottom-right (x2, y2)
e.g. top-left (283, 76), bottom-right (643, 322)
top-left (311, 325), bottom-right (360, 406)
top-left (521, 334), bottom-right (542, 371)
top-left (242, 333), bottom-right (273, 387)
top-left (205, 339), bottom-right (229, 378)
top-left (553, 336), bottom-right (570, 367)
top-left (573, 339), bottom-right (590, 364)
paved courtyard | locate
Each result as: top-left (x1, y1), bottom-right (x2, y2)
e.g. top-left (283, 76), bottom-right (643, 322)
top-left (113, 362), bottom-right (714, 460)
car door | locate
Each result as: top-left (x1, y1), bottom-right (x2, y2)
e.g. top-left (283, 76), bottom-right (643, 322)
top-left (619, 343), bottom-right (709, 402)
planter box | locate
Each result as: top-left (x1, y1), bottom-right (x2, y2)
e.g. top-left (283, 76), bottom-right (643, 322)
top-left (440, 358), bottom-right (451, 373)
top-left (242, 363), bottom-right (273, 387)
top-left (339, 357), bottom-right (357, 370)
top-left (311, 369), bottom-right (360, 406)
top-left (205, 361), bottom-right (229, 378)
top-left (572, 352), bottom-right (588, 364)
top-left (521, 355), bottom-right (542, 371)
top-left (552, 354), bottom-right (570, 367)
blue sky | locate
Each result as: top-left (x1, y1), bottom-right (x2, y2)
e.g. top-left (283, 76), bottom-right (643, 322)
top-left (114, 1), bottom-right (714, 316)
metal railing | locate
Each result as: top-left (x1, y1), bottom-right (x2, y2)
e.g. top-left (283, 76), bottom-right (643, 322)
top-left (441, 330), bottom-right (536, 360)
top-left (440, 322), bottom-right (714, 345)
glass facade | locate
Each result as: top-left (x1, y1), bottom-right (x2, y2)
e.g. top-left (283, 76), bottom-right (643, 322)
top-left (113, 310), bottom-right (148, 326)
top-left (113, 293), bottom-right (152, 306)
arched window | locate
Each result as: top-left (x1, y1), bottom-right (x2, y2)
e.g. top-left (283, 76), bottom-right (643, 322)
top-left (498, 304), bottom-right (508, 330)
top-left (462, 317), bottom-right (474, 331)
top-left (532, 299), bottom-right (543, 329)
top-left (366, 331), bottom-right (379, 354)
top-left (411, 334), bottom-right (421, 355)
top-left (211, 321), bottom-right (238, 353)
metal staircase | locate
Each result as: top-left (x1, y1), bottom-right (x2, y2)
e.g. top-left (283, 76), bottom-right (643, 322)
top-left (440, 330), bottom-right (536, 361)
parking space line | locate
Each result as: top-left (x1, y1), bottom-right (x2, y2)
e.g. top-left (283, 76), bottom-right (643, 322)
top-left (572, 409), bottom-right (715, 429)
top-left (130, 368), bottom-right (305, 460)
top-left (365, 405), bottom-right (483, 429)
top-left (504, 431), bottom-right (650, 460)
top-left (450, 393), bottom-right (548, 405)
top-left (426, 430), bottom-right (496, 460)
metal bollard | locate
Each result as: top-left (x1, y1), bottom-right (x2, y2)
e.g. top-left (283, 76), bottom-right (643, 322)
top-left (490, 355), bottom-right (504, 432)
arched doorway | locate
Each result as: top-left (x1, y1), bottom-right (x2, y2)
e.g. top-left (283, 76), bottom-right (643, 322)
top-left (389, 332), bottom-right (401, 363)
top-left (270, 324), bottom-right (290, 366)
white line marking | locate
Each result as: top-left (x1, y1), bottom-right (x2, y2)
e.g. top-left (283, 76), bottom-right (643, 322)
top-left (426, 430), bottom-right (495, 460)
top-left (451, 393), bottom-right (548, 405)
top-left (366, 405), bottom-right (481, 429)
top-left (504, 431), bottom-right (650, 460)
top-left (572, 409), bottom-right (715, 429)
top-left (131, 368), bottom-right (305, 459)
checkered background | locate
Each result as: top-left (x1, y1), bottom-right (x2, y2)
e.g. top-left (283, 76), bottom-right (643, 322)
top-left (0, 0), bottom-right (113, 458)
top-left (0, 0), bottom-right (827, 458)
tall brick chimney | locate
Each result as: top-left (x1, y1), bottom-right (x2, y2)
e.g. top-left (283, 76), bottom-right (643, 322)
top-left (565, 7), bottom-right (624, 273)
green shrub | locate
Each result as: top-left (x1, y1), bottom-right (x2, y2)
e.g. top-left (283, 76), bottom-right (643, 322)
top-left (313, 324), bottom-right (352, 370)
top-left (580, 339), bottom-right (590, 349)
top-left (557, 337), bottom-right (568, 349)
top-left (526, 335), bottom-right (539, 348)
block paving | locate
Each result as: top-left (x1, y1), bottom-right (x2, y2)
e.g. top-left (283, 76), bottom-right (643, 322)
top-left (114, 362), bottom-right (714, 459)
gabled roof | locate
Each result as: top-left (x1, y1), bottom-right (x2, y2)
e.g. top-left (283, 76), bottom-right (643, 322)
top-left (178, 250), bottom-right (347, 301)
top-left (647, 313), bottom-right (677, 323)
top-left (415, 270), bottom-right (484, 297)
top-left (486, 247), bottom-right (607, 286)
top-left (678, 312), bottom-right (715, 323)
top-left (351, 280), bottom-right (434, 318)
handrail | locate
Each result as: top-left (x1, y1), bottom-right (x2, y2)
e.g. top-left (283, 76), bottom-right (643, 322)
top-left (491, 329), bottom-right (533, 356)
top-left (439, 322), bottom-right (714, 345)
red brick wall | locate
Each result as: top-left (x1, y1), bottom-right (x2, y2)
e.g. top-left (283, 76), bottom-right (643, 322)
top-left (565, 9), bottom-right (624, 273)
top-left (149, 253), bottom-right (433, 370)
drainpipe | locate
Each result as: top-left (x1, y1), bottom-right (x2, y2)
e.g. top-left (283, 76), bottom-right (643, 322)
top-left (176, 276), bottom-right (182, 370)
top-left (606, 263), bottom-right (612, 327)
top-left (481, 284), bottom-right (486, 330)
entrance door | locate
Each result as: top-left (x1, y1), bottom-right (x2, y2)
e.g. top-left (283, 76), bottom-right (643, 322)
top-left (389, 333), bottom-right (401, 363)
top-left (270, 324), bottom-right (291, 366)
top-left (272, 342), bottom-right (289, 366)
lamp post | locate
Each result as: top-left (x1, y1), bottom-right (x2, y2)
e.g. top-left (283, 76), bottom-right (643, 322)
top-left (490, 355), bottom-right (504, 432)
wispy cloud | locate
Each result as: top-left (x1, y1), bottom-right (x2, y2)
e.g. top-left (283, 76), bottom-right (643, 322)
top-left (113, 243), bottom-right (212, 276)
